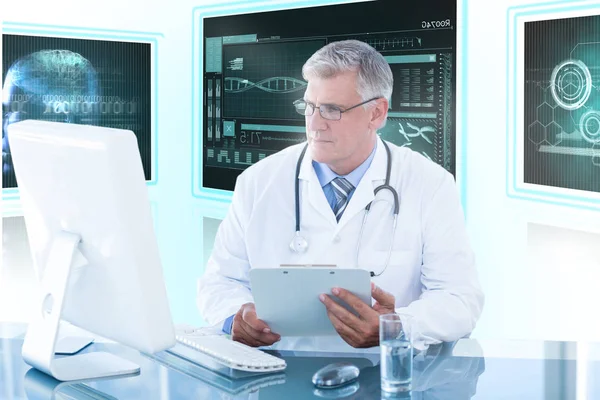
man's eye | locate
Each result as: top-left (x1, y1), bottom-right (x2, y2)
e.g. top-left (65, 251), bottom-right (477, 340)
top-left (323, 105), bottom-right (339, 113)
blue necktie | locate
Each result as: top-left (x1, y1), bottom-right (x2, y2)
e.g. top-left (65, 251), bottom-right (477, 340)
top-left (331, 177), bottom-right (354, 222)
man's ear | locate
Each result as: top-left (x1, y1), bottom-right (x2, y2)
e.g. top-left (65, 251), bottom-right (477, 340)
top-left (368, 98), bottom-right (389, 131)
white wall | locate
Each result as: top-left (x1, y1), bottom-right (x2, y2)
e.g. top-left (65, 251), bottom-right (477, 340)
top-left (466, 0), bottom-right (600, 341)
top-left (2, 0), bottom-right (600, 344)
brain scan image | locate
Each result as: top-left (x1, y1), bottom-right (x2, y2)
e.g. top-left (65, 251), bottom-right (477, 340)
top-left (2, 50), bottom-right (101, 181)
top-left (2, 34), bottom-right (152, 189)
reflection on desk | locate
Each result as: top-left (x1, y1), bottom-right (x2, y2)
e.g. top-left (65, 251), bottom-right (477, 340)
top-left (2, 322), bottom-right (600, 399)
top-left (354, 342), bottom-right (485, 400)
top-left (146, 339), bottom-right (484, 400)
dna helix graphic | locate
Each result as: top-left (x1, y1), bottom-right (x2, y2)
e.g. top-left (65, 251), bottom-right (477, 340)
top-left (224, 76), bottom-right (307, 94)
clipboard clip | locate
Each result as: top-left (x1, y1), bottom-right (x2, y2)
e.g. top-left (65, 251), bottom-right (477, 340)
top-left (279, 264), bottom-right (337, 268)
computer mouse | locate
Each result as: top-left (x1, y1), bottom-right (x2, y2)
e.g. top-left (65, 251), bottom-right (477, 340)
top-left (312, 362), bottom-right (360, 389)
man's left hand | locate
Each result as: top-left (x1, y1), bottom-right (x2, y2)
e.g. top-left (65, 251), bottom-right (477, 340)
top-left (319, 282), bottom-right (396, 348)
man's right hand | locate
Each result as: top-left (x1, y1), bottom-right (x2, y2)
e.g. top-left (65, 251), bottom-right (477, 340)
top-left (231, 303), bottom-right (281, 347)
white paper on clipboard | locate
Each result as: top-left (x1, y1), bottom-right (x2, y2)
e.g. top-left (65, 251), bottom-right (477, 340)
top-left (249, 267), bottom-right (371, 336)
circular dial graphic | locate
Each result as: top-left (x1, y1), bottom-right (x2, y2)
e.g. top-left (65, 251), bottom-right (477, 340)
top-left (550, 59), bottom-right (592, 111)
top-left (579, 110), bottom-right (600, 143)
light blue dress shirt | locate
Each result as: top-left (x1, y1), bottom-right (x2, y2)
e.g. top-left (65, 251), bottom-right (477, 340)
top-left (222, 141), bottom-right (377, 334)
top-left (312, 140), bottom-right (377, 212)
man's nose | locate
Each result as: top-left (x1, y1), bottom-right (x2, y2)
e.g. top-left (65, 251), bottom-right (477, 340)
top-left (307, 109), bottom-right (327, 132)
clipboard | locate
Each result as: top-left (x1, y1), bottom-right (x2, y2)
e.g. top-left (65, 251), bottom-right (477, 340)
top-left (249, 267), bottom-right (371, 336)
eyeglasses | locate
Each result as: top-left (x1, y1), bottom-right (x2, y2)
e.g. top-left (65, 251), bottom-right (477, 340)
top-left (292, 97), bottom-right (380, 121)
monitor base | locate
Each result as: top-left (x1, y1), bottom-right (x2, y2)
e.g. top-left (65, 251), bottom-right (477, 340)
top-left (21, 231), bottom-right (140, 381)
top-left (52, 352), bottom-right (140, 381)
top-left (24, 362), bottom-right (137, 400)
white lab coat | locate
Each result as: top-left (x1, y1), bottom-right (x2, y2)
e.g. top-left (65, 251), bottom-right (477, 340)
top-left (197, 137), bottom-right (484, 349)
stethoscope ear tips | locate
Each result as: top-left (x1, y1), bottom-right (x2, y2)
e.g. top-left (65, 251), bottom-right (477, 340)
top-left (290, 233), bottom-right (309, 253)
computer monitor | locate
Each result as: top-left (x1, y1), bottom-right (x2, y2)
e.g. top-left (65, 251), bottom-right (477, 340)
top-left (6, 120), bottom-right (175, 381)
top-left (200, 0), bottom-right (457, 193)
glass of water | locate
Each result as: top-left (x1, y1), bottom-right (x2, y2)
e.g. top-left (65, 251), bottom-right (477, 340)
top-left (379, 313), bottom-right (414, 394)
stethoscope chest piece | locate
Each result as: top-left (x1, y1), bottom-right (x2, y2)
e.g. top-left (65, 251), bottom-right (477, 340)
top-left (289, 231), bottom-right (309, 253)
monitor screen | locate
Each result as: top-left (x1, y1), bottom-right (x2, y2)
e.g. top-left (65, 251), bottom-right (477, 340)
top-left (524, 16), bottom-right (600, 194)
top-left (2, 34), bottom-right (153, 189)
top-left (201, 0), bottom-right (457, 192)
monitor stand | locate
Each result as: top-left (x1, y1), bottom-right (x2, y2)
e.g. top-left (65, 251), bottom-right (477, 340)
top-left (21, 231), bottom-right (141, 381)
top-left (55, 335), bottom-right (94, 355)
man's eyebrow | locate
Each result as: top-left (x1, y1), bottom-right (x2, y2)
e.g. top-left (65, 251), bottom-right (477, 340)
top-left (303, 99), bottom-right (343, 108)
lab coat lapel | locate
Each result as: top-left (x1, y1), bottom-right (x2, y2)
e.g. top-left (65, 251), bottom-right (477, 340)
top-left (336, 137), bottom-right (388, 229)
top-left (297, 145), bottom-right (337, 226)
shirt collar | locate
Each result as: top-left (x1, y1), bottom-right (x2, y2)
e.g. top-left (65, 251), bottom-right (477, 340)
top-left (312, 139), bottom-right (378, 188)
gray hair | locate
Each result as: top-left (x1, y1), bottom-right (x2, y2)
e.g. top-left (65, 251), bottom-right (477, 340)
top-left (302, 40), bottom-right (393, 112)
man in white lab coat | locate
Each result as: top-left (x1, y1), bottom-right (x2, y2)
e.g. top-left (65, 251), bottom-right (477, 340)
top-left (197, 40), bottom-right (484, 350)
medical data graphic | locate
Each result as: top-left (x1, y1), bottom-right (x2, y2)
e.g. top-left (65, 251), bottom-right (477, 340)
top-left (2, 34), bottom-right (152, 189)
top-left (524, 15), bottom-right (600, 193)
top-left (201, 0), bottom-right (457, 191)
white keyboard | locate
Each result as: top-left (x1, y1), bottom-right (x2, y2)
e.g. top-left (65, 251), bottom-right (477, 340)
top-left (175, 334), bottom-right (287, 373)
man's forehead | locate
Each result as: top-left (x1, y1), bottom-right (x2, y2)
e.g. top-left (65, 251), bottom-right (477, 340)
top-left (304, 80), bottom-right (359, 104)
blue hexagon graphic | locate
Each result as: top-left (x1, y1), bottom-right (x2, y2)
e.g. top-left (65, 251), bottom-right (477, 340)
top-left (528, 121), bottom-right (546, 145)
top-left (546, 122), bottom-right (563, 146)
top-left (536, 102), bottom-right (554, 126)
top-left (593, 142), bottom-right (600, 167)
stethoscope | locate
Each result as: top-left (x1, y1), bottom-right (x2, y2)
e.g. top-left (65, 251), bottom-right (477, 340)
top-left (289, 140), bottom-right (400, 277)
